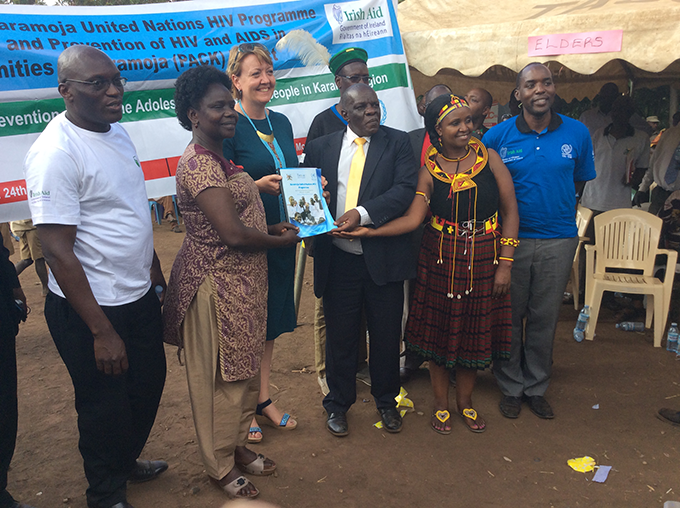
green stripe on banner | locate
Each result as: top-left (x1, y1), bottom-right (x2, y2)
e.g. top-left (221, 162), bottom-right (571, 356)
top-left (0, 89), bottom-right (177, 137)
top-left (269, 63), bottom-right (408, 106)
top-left (0, 62), bottom-right (407, 138)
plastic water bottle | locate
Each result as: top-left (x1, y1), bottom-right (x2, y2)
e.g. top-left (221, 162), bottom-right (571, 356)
top-left (666, 323), bottom-right (679, 353)
top-left (154, 285), bottom-right (164, 300)
top-left (573, 305), bottom-right (590, 342)
top-left (616, 321), bottom-right (645, 332)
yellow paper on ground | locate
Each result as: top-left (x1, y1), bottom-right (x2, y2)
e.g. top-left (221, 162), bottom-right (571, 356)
top-left (396, 387), bottom-right (415, 412)
top-left (567, 456), bottom-right (596, 473)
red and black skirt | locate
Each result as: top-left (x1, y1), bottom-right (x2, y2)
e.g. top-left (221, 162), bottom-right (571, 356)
top-left (404, 223), bottom-right (511, 370)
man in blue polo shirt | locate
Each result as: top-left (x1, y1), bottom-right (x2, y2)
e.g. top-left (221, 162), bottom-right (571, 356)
top-left (484, 63), bottom-right (595, 420)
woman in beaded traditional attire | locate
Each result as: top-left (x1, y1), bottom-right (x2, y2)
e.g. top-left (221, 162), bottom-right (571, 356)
top-left (344, 94), bottom-right (519, 434)
top-left (164, 66), bottom-right (299, 498)
top-left (222, 43), bottom-right (299, 442)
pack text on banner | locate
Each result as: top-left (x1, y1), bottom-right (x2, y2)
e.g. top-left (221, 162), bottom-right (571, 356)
top-left (0, 0), bottom-right (420, 222)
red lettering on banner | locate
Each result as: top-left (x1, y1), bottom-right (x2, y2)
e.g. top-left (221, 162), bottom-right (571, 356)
top-left (0, 179), bottom-right (28, 204)
top-left (295, 137), bottom-right (306, 156)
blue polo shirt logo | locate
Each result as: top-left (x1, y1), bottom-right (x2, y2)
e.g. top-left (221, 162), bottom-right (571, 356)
top-left (499, 146), bottom-right (523, 163)
top-left (482, 113), bottom-right (596, 239)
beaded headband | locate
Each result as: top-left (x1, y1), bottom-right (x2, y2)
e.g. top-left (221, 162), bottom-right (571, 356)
top-left (436, 95), bottom-right (469, 126)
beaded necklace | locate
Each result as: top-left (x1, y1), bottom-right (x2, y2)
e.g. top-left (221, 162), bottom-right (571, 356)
top-left (425, 137), bottom-right (496, 298)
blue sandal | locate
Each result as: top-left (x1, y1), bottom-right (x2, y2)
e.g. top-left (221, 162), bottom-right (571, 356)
top-left (248, 426), bottom-right (263, 443)
top-left (256, 399), bottom-right (297, 430)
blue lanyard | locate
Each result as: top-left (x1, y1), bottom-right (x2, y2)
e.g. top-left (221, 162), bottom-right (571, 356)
top-left (238, 101), bottom-right (287, 169)
top-left (238, 101), bottom-right (288, 222)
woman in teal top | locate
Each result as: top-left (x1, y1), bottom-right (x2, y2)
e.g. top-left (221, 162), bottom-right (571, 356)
top-left (223, 43), bottom-right (298, 442)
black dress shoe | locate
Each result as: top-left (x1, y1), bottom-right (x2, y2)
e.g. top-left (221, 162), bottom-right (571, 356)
top-left (128, 459), bottom-right (168, 483)
top-left (499, 395), bottom-right (522, 419)
top-left (326, 411), bottom-right (349, 437)
top-left (378, 407), bottom-right (402, 433)
top-left (525, 395), bottom-right (554, 419)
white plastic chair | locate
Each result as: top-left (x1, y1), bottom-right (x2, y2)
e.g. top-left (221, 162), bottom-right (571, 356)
top-left (570, 205), bottom-right (593, 310)
top-left (584, 209), bottom-right (678, 347)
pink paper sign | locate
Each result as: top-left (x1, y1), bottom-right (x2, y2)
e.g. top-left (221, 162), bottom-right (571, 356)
top-left (528, 30), bottom-right (623, 56)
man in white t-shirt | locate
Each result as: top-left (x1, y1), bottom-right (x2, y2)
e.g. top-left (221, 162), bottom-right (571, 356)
top-left (24, 46), bottom-right (167, 508)
top-left (582, 95), bottom-right (650, 214)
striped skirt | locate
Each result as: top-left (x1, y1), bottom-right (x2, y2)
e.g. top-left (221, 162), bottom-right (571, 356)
top-left (405, 224), bottom-right (511, 369)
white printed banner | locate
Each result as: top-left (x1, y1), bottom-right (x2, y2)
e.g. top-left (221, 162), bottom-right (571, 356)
top-left (0, 0), bottom-right (420, 221)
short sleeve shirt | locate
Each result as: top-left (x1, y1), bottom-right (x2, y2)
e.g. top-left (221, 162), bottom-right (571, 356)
top-left (483, 112), bottom-right (596, 239)
top-left (24, 113), bottom-right (153, 305)
top-left (581, 125), bottom-right (650, 212)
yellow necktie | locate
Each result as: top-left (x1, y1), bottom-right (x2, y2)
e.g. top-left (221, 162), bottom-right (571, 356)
top-left (345, 137), bottom-right (366, 212)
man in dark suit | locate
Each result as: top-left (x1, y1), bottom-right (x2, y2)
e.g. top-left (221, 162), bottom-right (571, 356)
top-left (303, 84), bottom-right (418, 436)
top-left (0, 240), bottom-right (35, 508)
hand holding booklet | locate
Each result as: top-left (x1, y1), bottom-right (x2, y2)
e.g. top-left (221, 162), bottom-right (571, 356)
top-left (279, 167), bottom-right (336, 238)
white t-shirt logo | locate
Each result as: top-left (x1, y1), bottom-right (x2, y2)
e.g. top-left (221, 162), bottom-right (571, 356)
top-left (500, 147), bottom-right (507, 159)
top-left (561, 144), bottom-right (573, 159)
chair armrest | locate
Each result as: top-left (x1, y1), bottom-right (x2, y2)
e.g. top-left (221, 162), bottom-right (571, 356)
top-left (579, 236), bottom-right (590, 243)
top-left (657, 248), bottom-right (679, 268)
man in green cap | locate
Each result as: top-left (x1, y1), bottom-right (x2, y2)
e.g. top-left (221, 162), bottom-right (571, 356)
top-left (306, 47), bottom-right (370, 396)
top-left (306, 47), bottom-right (369, 143)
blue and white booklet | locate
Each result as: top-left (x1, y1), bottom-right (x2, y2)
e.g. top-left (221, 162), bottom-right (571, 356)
top-left (279, 167), bottom-right (336, 238)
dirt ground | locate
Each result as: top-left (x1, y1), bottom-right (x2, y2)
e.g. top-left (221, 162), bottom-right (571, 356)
top-left (6, 224), bottom-right (680, 508)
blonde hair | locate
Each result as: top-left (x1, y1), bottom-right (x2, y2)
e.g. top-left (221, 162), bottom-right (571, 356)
top-left (226, 44), bottom-right (273, 99)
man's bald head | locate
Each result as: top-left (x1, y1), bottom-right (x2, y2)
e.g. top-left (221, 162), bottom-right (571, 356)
top-left (418, 84), bottom-right (451, 117)
top-left (57, 45), bottom-right (114, 83)
top-left (57, 46), bottom-right (124, 133)
top-left (340, 83), bottom-right (380, 137)
top-left (467, 88), bottom-right (492, 109)
top-left (339, 83), bottom-right (375, 110)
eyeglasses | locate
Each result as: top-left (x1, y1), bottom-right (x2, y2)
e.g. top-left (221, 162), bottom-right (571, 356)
top-left (63, 77), bottom-right (128, 91)
top-left (337, 74), bottom-right (371, 84)
top-left (237, 43), bottom-right (268, 54)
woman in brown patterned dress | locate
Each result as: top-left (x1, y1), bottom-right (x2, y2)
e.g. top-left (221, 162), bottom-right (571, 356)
top-left (344, 94), bottom-right (519, 435)
top-left (163, 66), bottom-right (299, 499)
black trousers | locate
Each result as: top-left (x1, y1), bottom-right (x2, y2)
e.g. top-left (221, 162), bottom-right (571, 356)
top-left (45, 288), bottom-right (166, 507)
top-left (322, 247), bottom-right (404, 414)
top-left (0, 331), bottom-right (18, 508)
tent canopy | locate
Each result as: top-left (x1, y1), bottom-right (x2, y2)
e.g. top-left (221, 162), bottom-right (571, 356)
top-left (398, 0), bottom-right (680, 101)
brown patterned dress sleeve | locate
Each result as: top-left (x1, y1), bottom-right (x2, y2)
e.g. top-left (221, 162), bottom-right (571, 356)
top-left (180, 152), bottom-right (230, 199)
